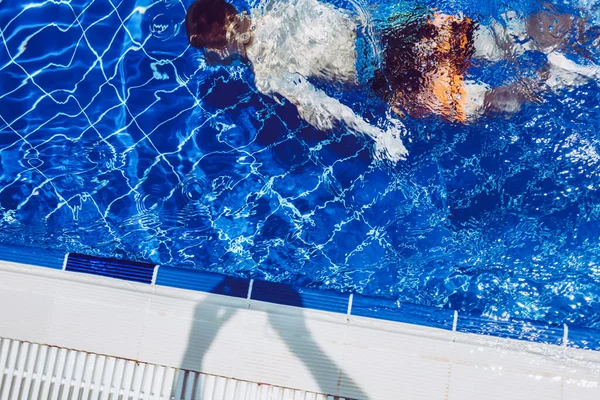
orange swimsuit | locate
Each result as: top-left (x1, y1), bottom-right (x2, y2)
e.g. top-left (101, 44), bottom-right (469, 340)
top-left (394, 14), bottom-right (475, 123)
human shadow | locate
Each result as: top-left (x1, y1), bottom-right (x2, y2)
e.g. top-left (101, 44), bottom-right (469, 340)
top-left (176, 276), bottom-right (367, 399)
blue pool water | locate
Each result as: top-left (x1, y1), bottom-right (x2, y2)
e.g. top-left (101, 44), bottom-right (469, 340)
top-left (1, 0), bottom-right (600, 328)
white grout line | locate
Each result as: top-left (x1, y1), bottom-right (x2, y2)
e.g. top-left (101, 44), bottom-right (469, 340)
top-left (62, 253), bottom-right (69, 271)
top-left (151, 265), bottom-right (159, 286)
top-left (246, 279), bottom-right (254, 306)
top-left (246, 279), bottom-right (254, 309)
top-left (346, 293), bottom-right (353, 320)
top-left (452, 310), bottom-right (458, 332)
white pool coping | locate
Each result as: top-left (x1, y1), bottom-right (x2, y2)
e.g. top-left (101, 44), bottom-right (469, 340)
top-left (0, 259), bottom-right (599, 399)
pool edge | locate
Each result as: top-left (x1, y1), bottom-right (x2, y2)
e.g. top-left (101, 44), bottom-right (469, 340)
top-left (1, 252), bottom-right (600, 399)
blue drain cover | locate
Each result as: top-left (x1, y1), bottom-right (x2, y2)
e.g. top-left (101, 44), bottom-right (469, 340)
top-left (65, 253), bottom-right (156, 284)
top-left (155, 266), bottom-right (249, 298)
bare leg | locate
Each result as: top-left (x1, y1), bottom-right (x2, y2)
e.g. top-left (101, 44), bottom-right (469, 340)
top-left (482, 80), bottom-right (542, 115)
top-left (472, 8), bottom-right (599, 118)
top-left (473, 8), bottom-right (589, 62)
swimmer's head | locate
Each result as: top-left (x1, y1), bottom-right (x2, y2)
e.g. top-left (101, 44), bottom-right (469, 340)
top-left (185, 0), bottom-right (252, 61)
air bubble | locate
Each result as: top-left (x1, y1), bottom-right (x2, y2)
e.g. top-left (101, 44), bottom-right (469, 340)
top-left (150, 13), bottom-right (177, 40)
top-left (182, 175), bottom-right (210, 202)
top-left (181, 51), bottom-right (206, 83)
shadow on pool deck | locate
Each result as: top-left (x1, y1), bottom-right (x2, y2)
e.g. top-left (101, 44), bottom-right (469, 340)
top-left (176, 277), bottom-right (366, 399)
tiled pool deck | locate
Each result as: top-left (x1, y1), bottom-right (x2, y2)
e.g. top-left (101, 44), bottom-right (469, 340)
top-left (0, 243), bottom-right (599, 399)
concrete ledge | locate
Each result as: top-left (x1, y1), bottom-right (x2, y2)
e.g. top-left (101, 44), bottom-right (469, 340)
top-left (0, 260), bottom-right (599, 399)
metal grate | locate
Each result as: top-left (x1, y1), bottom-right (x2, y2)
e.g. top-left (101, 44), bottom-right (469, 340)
top-left (0, 337), bottom-right (345, 400)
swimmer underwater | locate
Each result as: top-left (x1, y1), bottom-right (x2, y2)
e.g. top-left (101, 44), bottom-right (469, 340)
top-left (185, 0), bottom-right (600, 162)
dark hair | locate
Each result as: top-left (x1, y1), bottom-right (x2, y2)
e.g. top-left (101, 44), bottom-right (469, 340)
top-left (185, 0), bottom-right (238, 49)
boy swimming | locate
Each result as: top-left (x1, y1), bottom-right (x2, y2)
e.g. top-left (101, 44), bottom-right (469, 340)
top-left (186, 0), bottom-right (409, 162)
top-left (185, 0), bottom-right (600, 160)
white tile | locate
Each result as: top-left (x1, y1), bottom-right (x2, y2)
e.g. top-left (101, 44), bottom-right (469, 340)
top-left (341, 320), bottom-right (452, 400)
top-left (230, 306), bottom-right (345, 396)
top-left (563, 377), bottom-right (600, 400)
top-left (564, 346), bottom-right (600, 378)
top-left (561, 347), bottom-right (600, 400)
top-left (46, 296), bottom-right (147, 359)
top-left (0, 288), bottom-right (54, 343)
top-left (138, 290), bottom-right (247, 376)
top-left (448, 363), bottom-right (562, 400)
top-left (44, 278), bottom-right (152, 359)
top-left (57, 276), bottom-right (151, 311)
top-left (0, 264), bottom-right (61, 343)
top-left (0, 261), bottom-right (64, 280)
top-left (452, 332), bottom-right (566, 377)
top-left (448, 332), bottom-right (568, 400)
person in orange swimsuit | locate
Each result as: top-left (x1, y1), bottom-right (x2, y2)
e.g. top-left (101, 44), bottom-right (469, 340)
top-left (374, 13), bottom-right (478, 123)
top-left (374, 10), bottom-right (599, 124)
top-left (424, 14), bottom-right (474, 123)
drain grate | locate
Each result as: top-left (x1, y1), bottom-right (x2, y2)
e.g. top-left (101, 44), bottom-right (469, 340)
top-left (0, 337), bottom-right (347, 400)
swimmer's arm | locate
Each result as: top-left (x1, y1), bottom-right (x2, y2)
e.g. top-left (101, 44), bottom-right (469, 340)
top-left (261, 74), bottom-right (408, 160)
top-left (282, 76), bottom-right (376, 134)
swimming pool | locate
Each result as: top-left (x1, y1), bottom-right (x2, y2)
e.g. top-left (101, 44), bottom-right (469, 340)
top-left (1, 0), bottom-right (600, 335)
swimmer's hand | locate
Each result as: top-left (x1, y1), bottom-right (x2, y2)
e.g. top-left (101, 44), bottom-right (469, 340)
top-left (371, 116), bottom-right (408, 163)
